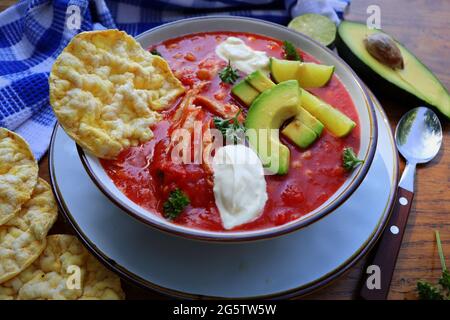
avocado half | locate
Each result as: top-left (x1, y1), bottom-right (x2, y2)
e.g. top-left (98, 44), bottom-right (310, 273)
top-left (336, 21), bottom-right (450, 119)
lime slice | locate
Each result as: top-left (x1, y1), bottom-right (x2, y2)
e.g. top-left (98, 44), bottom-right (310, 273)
top-left (288, 14), bottom-right (337, 47)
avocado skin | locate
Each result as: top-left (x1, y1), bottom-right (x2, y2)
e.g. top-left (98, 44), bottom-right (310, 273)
top-left (335, 24), bottom-right (449, 120)
top-left (335, 32), bottom-right (417, 103)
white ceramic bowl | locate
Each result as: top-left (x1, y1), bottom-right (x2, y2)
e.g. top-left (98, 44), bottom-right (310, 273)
top-left (78, 16), bottom-right (377, 242)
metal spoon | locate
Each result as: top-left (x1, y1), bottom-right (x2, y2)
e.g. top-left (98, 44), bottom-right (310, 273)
top-left (360, 106), bottom-right (443, 300)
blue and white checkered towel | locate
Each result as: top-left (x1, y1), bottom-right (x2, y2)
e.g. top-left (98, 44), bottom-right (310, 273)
top-left (0, 0), bottom-right (349, 160)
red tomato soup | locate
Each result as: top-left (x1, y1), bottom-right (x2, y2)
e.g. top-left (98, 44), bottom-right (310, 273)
top-left (101, 32), bottom-right (360, 232)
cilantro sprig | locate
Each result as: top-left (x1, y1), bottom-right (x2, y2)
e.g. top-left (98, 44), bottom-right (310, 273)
top-left (342, 147), bottom-right (364, 171)
top-left (213, 110), bottom-right (246, 144)
top-left (219, 60), bottom-right (240, 84)
top-left (282, 40), bottom-right (302, 61)
top-left (163, 188), bottom-right (190, 220)
top-left (417, 230), bottom-right (450, 300)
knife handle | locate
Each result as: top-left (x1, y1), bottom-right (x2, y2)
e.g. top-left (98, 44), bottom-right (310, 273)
top-left (359, 187), bottom-right (414, 300)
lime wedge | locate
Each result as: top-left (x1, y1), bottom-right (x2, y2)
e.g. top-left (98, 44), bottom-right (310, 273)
top-left (288, 14), bottom-right (337, 48)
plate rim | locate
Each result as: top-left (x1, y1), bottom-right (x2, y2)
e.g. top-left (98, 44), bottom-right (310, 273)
top-left (76, 16), bottom-right (378, 241)
top-left (48, 92), bottom-right (398, 299)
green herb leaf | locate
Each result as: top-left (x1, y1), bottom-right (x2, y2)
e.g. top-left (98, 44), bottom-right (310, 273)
top-left (436, 230), bottom-right (447, 271)
top-left (435, 230), bottom-right (450, 291)
top-left (439, 269), bottom-right (450, 291)
top-left (417, 230), bottom-right (449, 300)
top-left (213, 110), bottom-right (246, 144)
top-left (342, 147), bottom-right (364, 171)
top-left (219, 60), bottom-right (240, 84)
top-left (282, 40), bottom-right (302, 61)
top-left (417, 281), bottom-right (444, 300)
top-left (163, 188), bottom-right (190, 220)
top-left (150, 48), bottom-right (162, 57)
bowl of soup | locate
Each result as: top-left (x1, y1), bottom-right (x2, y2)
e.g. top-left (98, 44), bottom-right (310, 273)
top-left (78, 17), bottom-right (377, 241)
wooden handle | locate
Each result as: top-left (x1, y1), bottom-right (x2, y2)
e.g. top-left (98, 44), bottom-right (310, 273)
top-left (359, 187), bottom-right (414, 300)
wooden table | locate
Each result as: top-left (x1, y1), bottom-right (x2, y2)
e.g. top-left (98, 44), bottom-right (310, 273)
top-left (1, 0), bottom-right (449, 300)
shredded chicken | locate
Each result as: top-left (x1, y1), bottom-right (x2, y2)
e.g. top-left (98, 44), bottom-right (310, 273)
top-left (166, 85), bottom-right (244, 178)
top-left (172, 82), bottom-right (208, 124)
top-left (202, 119), bottom-right (215, 175)
top-left (193, 95), bottom-right (244, 121)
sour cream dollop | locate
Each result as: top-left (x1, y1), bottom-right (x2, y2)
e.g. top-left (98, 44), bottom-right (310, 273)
top-left (212, 144), bottom-right (268, 230)
top-left (215, 37), bottom-right (270, 74)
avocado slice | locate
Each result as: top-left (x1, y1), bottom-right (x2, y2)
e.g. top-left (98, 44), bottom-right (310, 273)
top-left (301, 89), bottom-right (355, 137)
top-left (270, 58), bottom-right (334, 88)
top-left (231, 80), bottom-right (260, 106)
top-left (281, 106), bottom-right (323, 149)
top-left (270, 58), bottom-right (299, 83)
top-left (296, 62), bottom-right (334, 88)
top-left (296, 105), bottom-right (324, 136)
top-left (336, 21), bottom-right (450, 119)
top-left (238, 68), bottom-right (326, 149)
top-left (245, 80), bottom-right (300, 174)
top-left (282, 119), bottom-right (317, 149)
top-left (246, 70), bottom-right (275, 92)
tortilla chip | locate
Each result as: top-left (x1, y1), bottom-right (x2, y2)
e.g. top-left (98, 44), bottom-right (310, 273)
top-left (1, 235), bottom-right (124, 300)
top-left (0, 179), bottom-right (57, 283)
top-left (0, 128), bottom-right (38, 225)
top-left (49, 29), bottom-right (185, 159)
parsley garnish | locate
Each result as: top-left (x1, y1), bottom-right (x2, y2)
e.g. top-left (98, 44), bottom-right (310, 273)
top-left (439, 270), bottom-right (450, 291)
top-left (213, 110), bottom-right (246, 144)
top-left (282, 40), bottom-right (302, 61)
top-left (417, 230), bottom-right (450, 300)
top-left (163, 189), bottom-right (190, 220)
top-left (417, 281), bottom-right (444, 300)
top-left (342, 147), bottom-right (364, 171)
top-left (150, 48), bottom-right (162, 57)
top-left (219, 60), bottom-right (240, 84)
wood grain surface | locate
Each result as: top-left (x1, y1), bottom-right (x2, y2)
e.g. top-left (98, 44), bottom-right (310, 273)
top-left (1, 0), bottom-right (449, 300)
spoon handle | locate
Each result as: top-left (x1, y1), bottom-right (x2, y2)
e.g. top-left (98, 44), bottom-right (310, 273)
top-left (359, 186), bottom-right (414, 300)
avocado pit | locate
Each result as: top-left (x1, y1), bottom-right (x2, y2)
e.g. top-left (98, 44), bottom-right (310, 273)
top-left (364, 33), bottom-right (404, 70)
